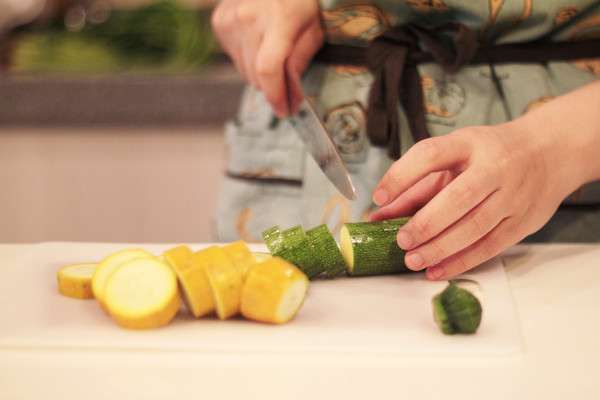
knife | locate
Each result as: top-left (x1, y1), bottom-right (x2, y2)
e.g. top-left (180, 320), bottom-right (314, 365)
top-left (288, 98), bottom-right (357, 200)
top-left (286, 94), bottom-right (357, 200)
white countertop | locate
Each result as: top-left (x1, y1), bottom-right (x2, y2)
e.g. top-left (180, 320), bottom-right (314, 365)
top-left (1, 243), bottom-right (599, 400)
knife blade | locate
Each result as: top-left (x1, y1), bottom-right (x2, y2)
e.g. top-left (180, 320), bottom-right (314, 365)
top-left (287, 99), bottom-right (357, 200)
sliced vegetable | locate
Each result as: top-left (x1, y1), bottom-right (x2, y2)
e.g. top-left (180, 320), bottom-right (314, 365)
top-left (57, 263), bottom-right (97, 299)
top-left (306, 224), bottom-right (346, 278)
top-left (274, 226), bottom-right (323, 279)
top-left (223, 241), bottom-right (256, 277)
top-left (164, 245), bottom-right (214, 318)
top-left (241, 257), bottom-right (309, 324)
top-left (164, 246), bottom-right (215, 318)
top-left (278, 225), bottom-right (306, 247)
top-left (432, 281), bottom-right (482, 335)
top-left (432, 293), bottom-right (454, 334)
top-left (340, 218), bottom-right (410, 276)
top-left (196, 246), bottom-right (243, 320)
top-left (163, 245), bottom-right (193, 268)
top-left (252, 252), bottom-right (272, 263)
top-left (92, 248), bottom-right (154, 310)
top-left (262, 226), bottom-right (283, 254)
top-left (104, 257), bottom-right (180, 330)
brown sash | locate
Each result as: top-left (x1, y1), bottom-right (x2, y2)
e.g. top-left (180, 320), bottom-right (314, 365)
top-left (314, 25), bottom-right (600, 159)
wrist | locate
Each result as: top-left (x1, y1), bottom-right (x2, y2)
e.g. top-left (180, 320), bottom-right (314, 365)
top-left (510, 81), bottom-right (600, 196)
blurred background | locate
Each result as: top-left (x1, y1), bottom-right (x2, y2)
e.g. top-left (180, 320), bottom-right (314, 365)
top-left (0, 0), bottom-right (242, 243)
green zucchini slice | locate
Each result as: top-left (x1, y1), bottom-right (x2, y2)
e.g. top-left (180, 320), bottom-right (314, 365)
top-left (262, 226), bottom-right (283, 254)
top-left (306, 224), bottom-right (347, 278)
top-left (340, 218), bottom-right (410, 276)
top-left (432, 281), bottom-right (482, 334)
top-left (264, 225), bottom-right (323, 279)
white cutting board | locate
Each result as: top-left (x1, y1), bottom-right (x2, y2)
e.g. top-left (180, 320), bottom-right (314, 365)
top-left (0, 242), bottom-right (522, 356)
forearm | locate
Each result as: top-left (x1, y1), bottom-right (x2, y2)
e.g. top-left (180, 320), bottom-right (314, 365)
top-left (513, 80), bottom-right (600, 194)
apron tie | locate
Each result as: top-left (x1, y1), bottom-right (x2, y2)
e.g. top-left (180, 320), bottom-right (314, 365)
top-left (365, 23), bottom-right (478, 158)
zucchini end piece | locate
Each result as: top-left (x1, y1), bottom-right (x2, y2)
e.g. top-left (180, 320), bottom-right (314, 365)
top-left (432, 293), bottom-right (455, 334)
top-left (433, 282), bottom-right (482, 335)
top-left (57, 263), bottom-right (97, 300)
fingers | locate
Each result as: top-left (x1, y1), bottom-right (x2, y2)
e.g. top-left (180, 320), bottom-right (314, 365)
top-left (211, 0), bottom-right (249, 80)
top-left (285, 20), bottom-right (324, 113)
top-left (242, 30), bottom-right (263, 87)
top-left (404, 191), bottom-right (504, 271)
top-left (373, 136), bottom-right (471, 207)
top-left (369, 171), bottom-right (454, 221)
top-left (212, 0), bottom-right (323, 117)
top-left (232, 2), bottom-right (261, 85)
top-left (255, 24), bottom-right (297, 117)
top-left (425, 217), bottom-right (515, 280)
top-left (397, 168), bottom-right (498, 251)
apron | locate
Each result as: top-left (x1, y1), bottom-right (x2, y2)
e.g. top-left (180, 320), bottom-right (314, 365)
top-left (216, 0), bottom-right (600, 243)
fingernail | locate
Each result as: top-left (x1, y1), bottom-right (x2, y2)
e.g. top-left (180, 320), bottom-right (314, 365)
top-left (405, 252), bottom-right (424, 270)
top-left (427, 266), bottom-right (445, 280)
top-left (373, 189), bottom-right (388, 206)
top-left (397, 230), bottom-right (414, 250)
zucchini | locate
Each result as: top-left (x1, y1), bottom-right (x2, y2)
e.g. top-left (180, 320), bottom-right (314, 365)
top-left (275, 226), bottom-right (323, 279)
top-left (340, 218), bottom-right (410, 276)
top-left (432, 281), bottom-right (482, 334)
top-left (432, 293), bottom-right (454, 334)
top-left (306, 224), bottom-right (346, 278)
top-left (262, 226), bottom-right (283, 254)
top-left (263, 225), bottom-right (306, 254)
top-left (279, 225), bottom-right (306, 247)
top-left (262, 225), bottom-right (324, 279)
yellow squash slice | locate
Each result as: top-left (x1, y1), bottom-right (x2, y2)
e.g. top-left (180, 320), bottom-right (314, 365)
top-left (222, 241), bottom-right (257, 277)
top-left (196, 246), bottom-right (243, 320)
top-left (92, 248), bottom-right (154, 310)
top-left (241, 257), bottom-right (309, 324)
top-left (165, 245), bottom-right (215, 318)
top-left (163, 245), bottom-right (193, 268)
top-left (252, 252), bottom-right (272, 263)
top-left (104, 257), bottom-right (180, 329)
top-left (57, 263), bottom-right (97, 299)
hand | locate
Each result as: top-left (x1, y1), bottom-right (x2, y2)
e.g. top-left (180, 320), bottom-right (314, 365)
top-left (371, 81), bottom-right (600, 280)
top-left (369, 122), bottom-right (585, 280)
top-left (211, 0), bottom-right (324, 117)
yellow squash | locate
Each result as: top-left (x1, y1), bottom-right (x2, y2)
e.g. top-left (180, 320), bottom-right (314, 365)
top-left (222, 241), bottom-right (257, 277)
top-left (57, 263), bottom-right (97, 299)
top-left (241, 257), bottom-right (309, 324)
top-left (196, 246), bottom-right (243, 320)
top-left (165, 245), bottom-right (215, 318)
top-left (104, 257), bottom-right (180, 329)
top-left (92, 248), bottom-right (154, 310)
